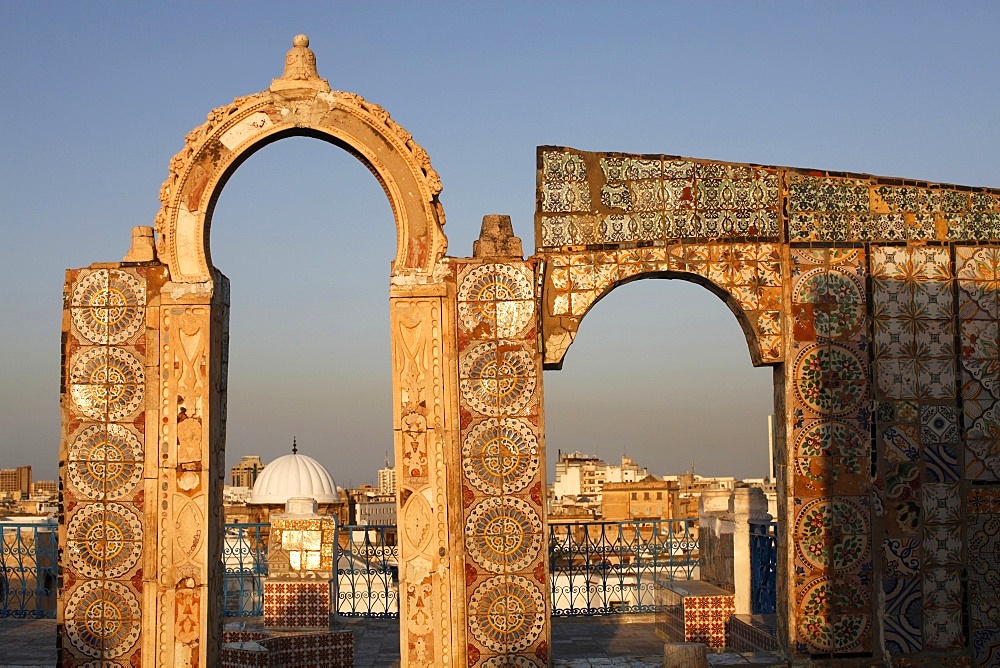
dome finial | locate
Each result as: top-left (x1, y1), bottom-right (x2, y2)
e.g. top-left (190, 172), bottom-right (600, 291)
top-left (292, 437), bottom-right (298, 455)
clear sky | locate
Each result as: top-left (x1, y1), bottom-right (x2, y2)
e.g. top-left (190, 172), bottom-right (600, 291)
top-left (3, 2), bottom-right (1000, 486)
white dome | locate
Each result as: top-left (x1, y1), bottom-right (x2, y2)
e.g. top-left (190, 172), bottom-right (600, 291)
top-left (249, 452), bottom-right (339, 505)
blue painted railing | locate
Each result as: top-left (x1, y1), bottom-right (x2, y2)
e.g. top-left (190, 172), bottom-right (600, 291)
top-left (222, 523), bottom-right (269, 617)
top-left (221, 518), bottom-right (699, 619)
top-left (0, 521), bottom-right (58, 618)
top-left (749, 519), bottom-right (777, 615)
top-left (549, 518), bottom-right (698, 616)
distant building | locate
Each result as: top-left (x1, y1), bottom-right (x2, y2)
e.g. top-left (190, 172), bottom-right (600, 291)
top-left (222, 485), bottom-right (252, 505)
top-left (664, 472), bottom-right (738, 519)
top-left (601, 475), bottom-right (677, 521)
top-left (377, 463), bottom-right (396, 496)
top-left (0, 466), bottom-right (32, 497)
top-left (230, 455), bottom-right (266, 488)
top-left (550, 451), bottom-right (648, 515)
top-left (31, 480), bottom-right (58, 498)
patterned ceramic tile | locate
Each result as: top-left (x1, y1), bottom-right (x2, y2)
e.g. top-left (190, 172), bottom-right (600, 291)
top-left (263, 581), bottom-right (330, 628)
top-left (924, 603), bottom-right (964, 649)
top-left (922, 444), bottom-right (959, 482)
top-left (883, 577), bottom-right (922, 655)
top-left (883, 538), bottom-right (920, 578)
top-left (973, 628), bottom-right (1000, 668)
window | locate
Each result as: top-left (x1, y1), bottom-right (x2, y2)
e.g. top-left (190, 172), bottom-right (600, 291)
top-left (631, 492), bottom-right (637, 500)
top-left (644, 492), bottom-right (650, 500)
top-left (656, 492), bottom-right (662, 500)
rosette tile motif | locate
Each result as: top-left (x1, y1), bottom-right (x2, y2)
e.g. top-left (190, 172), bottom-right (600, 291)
top-left (462, 418), bottom-right (539, 495)
top-left (61, 268), bottom-right (148, 663)
top-left (70, 269), bottom-right (146, 345)
top-left (465, 497), bottom-right (542, 573)
top-left (458, 263), bottom-right (535, 338)
top-left (460, 342), bottom-right (537, 416)
top-left (67, 424), bottom-right (143, 500)
top-left (468, 576), bottom-right (546, 653)
top-left (67, 502), bottom-right (143, 579)
top-left (69, 347), bottom-right (145, 421)
top-left (64, 580), bottom-right (142, 659)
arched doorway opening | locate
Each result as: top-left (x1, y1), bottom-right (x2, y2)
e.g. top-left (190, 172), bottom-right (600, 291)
top-left (210, 136), bottom-right (402, 638)
top-left (544, 275), bottom-right (780, 657)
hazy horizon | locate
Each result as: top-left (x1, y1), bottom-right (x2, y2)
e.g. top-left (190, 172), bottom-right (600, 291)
top-left (3, 3), bottom-right (999, 487)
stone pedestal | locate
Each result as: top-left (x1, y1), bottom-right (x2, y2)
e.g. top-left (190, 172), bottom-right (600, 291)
top-left (262, 498), bottom-right (336, 629)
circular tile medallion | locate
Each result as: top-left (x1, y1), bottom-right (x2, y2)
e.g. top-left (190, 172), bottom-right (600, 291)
top-left (794, 498), bottom-right (869, 572)
top-left (70, 270), bottom-right (145, 345)
top-left (460, 343), bottom-right (536, 416)
top-left (67, 502), bottom-right (142, 579)
top-left (793, 268), bottom-right (864, 339)
top-left (64, 580), bottom-right (141, 658)
top-left (466, 497), bottom-right (542, 573)
top-left (468, 575), bottom-right (545, 652)
top-left (458, 264), bottom-right (534, 338)
top-left (69, 348), bottom-right (145, 421)
top-left (462, 418), bottom-right (539, 495)
top-left (793, 343), bottom-right (867, 416)
top-left (67, 424), bottom-right (143, 500)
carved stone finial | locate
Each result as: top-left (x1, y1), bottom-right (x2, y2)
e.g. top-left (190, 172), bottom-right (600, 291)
top-left (271, 34), bottom-right (330, 93)
top-left (473, 214), bottom-right (523, 258)
top-left (123, 226), bottom-right (156, 263)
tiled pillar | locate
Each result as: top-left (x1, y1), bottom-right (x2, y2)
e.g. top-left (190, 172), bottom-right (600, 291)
top-left (59, 264), bottom-right (167, 665)
top-left (452, 219), bottom-right (551, 666)
top-left (786, 248), bottom-right (873, 655)
top-left (957, 246), bottom-right (1000, 664)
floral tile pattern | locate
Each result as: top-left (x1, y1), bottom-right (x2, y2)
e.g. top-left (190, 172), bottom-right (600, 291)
top-left (870, 246), bottom-right (964, 653)
top-left (968, 489), bottom-right (1000, 664)
top-left (538, 148), bottom-right (1000, 252)
top-left (788, 249), bottom-right (873, 655)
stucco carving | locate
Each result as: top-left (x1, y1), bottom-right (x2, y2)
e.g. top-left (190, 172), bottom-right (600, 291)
top-left (154, 36), bottom-right (446, 284)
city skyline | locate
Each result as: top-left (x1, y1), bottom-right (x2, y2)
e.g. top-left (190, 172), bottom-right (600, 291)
top-left (4, 3), bottom-right (1000, 485)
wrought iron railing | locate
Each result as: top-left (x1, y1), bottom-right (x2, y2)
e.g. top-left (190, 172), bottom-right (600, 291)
top-left (749, 519), bottom-right (777, 615)
top-left (222, 522), bottom-right (269, 617)
top-left (221, 518), bottom-right (699, 619)
top-left (549, 518), bottom-right (698, 616)
top-left (335, 525), bottom-right (399, 618)
top-left (0, 521), bottom-right (58, 618)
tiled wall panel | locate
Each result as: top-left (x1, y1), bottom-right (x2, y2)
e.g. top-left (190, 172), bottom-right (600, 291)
top-left (455, 260), bottom-right (549, 667)
top-left (60, 267), bottom-right (154, 665)
top-left (788, 249), bottom-right (873, 655)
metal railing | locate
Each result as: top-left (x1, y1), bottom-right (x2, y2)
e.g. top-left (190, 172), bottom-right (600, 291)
top-left (549, 518), bottom-right (698, 616)
top-left (749, 519), bottom-right (777, 615)
top-left (335, 525), bottom-right (398, 618)
top-left (0, 521), bottom-right (58, 618)
top-left (222, 523), bottom-right (269, 617)
top-left (221, 518), bottom-right (699, 619)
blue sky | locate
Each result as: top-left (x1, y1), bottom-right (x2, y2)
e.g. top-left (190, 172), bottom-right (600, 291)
top-left (3, 2), bottom-right (999, 485)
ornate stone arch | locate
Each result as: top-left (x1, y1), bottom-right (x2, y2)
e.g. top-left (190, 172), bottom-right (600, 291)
top-left (154, 35), bottom-right (447, 283)
top-left (539, 243), bottom-right (784, 369)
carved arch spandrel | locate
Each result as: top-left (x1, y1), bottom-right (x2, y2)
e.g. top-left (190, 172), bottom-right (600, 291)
top-left (155, 72), bottom-right (446, 283)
